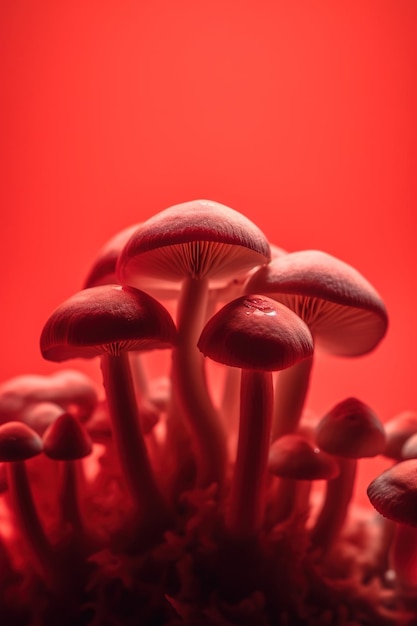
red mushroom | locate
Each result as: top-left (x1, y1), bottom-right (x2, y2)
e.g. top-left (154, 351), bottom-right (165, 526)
top-left (117, 200), bottom-right (271, 488)
top-left (198, 294), bottom-right (313, 540)
top-left (40, 284), bottom-right (177, 538)
top-left (245, 250), bottom-right (388, 439)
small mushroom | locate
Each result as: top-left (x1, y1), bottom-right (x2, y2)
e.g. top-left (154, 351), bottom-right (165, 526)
top-left (40, 284), bottom-right (177, 536)
top-left (311, 397), bottom-right (386, 554)
top-left (198, 294), bottom-right (313, 540)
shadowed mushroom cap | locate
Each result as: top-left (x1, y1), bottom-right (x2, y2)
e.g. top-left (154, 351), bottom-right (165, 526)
top-left (43, 413), bottom-right (93, 460)
top-left (315, 397), bottom-right (386, 458)
top-left (198, 295), bottom-right (313, 371)
top-left (0, 422), bottom-right (43, 462)
top-left (117, 200), bottom-right (271, 291)
top-left (268, 434), bottom-right (339, 480)
top-left (40, 284), bottom-right (177, 362)
top-left (245, 250), bottom-right (388, 357)
top-left (367, 459), bottom-right (417, 526)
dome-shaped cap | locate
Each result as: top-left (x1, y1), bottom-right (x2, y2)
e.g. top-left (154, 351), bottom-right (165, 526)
top-left (0, 422), bottom-right (43, 462)
top-left (268, 434), bottom-right (339, 480)
top-left (43, 413), bottom-right (93, 460)
top-left (367, 460), bottom-right (417, 526)
top-left (401, 433), bottom-right (417, 460)
top-left (315, 397), bottom-right (386, 458)
top-left (40, 285), bottom-right (177, 362)
top-left (84, 224), bottom-right (141, 289)
top-left (245, 250), bottom-right (388, 357)
top-left (198, 295), bottom-right (313, 371)
top-left (117, 200), bottom-right (271, 291)
top-left (383, 411), bottom-right (417, 460)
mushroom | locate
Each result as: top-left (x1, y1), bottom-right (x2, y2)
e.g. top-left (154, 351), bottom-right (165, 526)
top-left (367, 460), bottom-right (417, 597)
top-left (40, 284), bottom-right (177, 537)
top-left (117, 200), bottom-right (271, 487)
top-left (310, 397), bottom-right (386, 554)
top-left (245, 250), bottom-right (388, 439)
top-left (0, 422), bottom-right (54, 585)
top-left (198, 294), bottom-right (313, 540)
top-left (267, 433), bottom-right (339, 525)
top-left (383, 411), bottom-right (417, 461)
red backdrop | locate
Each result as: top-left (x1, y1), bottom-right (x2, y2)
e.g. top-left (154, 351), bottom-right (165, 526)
top-left (1, 0), bottom-right (416, 432)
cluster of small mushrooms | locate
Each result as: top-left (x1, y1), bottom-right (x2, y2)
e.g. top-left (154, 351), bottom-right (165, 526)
top-left (0, 200), bottom-right (416, 625)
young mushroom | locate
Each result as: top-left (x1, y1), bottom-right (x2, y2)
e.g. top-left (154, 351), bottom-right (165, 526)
top-left (40, 284), bottom-right (177, 539)
top-left (198, 294), bottom-right (313, 540)
top-left (367, 460), bottom-right (417, 598)
top-left (117, 200), bottom-right (271, 488)
top-left (311, 397), bottom-right (386, 555)
top-left (245, 250), bottom-right (388, 439)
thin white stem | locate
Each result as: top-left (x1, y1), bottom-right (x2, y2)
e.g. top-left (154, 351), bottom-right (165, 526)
top-left (272, 356), bottom-right (314, 441)
top-left (101, 352), bottom-right (170, 532)
top-left (226, 370), bottom-right (273, 540)
top-left (172, 276), bottom-right (227, 487)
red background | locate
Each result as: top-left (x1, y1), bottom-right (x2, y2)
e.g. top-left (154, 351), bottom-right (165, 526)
top-left (1, 0), bottom-right (416, 431)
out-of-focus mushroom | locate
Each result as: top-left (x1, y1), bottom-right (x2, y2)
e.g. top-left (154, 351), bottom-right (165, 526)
top-left (198, 294), bottom-right (313, 540)
top-left (245, 250), bottom-right (388, 439)
top-left (368, 460), bottom-right (417, 596)
top-left (311, 397), bottom-right (386, 554)
top-left (40, 284), bottom-right (177, 536)
top-left (383, 411), bottom-right (417, 461)
top-left (118, 200), bottom-right (271, 488)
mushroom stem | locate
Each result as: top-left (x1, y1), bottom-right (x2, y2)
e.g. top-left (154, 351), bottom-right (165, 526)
top-left (6, 461), bottom-right (55, 585)
top-left (390, 524), bottom-right (417, 595)
top-left (272, 355), bottom-right (314, 440)
top-left (172, 276), bottom-right (227, 488)
top-left (100, 352), bottom-right (170, 531)
top-left (59, 460), bottom-right (85, 535)
top-left (226, 370), bottom-right (273, 540)
top-left (129, 352), bottom-right (149, 399)
top-left (310, 457), bottom-right (356, 554)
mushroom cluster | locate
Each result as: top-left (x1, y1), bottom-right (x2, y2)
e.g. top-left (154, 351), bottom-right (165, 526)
top-left (0, 199), bottom-right (415, 625)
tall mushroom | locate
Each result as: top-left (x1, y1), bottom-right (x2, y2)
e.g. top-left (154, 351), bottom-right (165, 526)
top-left (117, 199), bottom-right (271, 487)
top-left (245, 250), bottom-right (388, 439)
top-left (40, 284), bottom-right (177, 538)
top-left (198, 294), bottom-right (313, 540)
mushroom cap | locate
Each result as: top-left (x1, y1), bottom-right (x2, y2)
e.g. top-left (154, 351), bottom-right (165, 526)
top-left (401, 433), bottom-right (417, 460)
top-left (0, 370), bottom-right (98, 423)
top-left (40, 284), bottom-right (177, 362)
top-left (245, 250), bottom-right (388, 357)
top-left (268, 434), bottom-right (339, 480)
top-left (43, 413), bottom-right (93, 460)
top-left (367, 459), bottom-right (417, 526)
top-left (383, 411), bottom-right (417, 460)
top-left (0, 422), bottom-right (43, 462)
top-left (315, 397), bottom-right (386, 458)
top-left (21, 402), bottom-right (65, 436)
top-left (117, 200), bottom-right (271, 291)
top-left (198, 295), bottom-right (313, 371)
top-left (84, 224), bottom-right (141, 289)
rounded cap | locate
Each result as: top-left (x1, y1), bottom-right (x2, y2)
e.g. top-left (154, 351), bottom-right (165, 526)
top-left (117, 200), bottom-right (271, 291)
top-left (315, 397), bottom-right (386, 458)
top-left (43, 413), bottom-right (93, 460)
top-left (0, 422), bottom-right (43, 462)
top-left (367, 460), bottom-right (417, 526)
top-left (84, 224), bottom-right (141, 289)
top-left (40, 284), bottom-right (177, 362)
top-left (268, 434), bottom-right (339, 480)
top-left (401, 433), bottom-right (417, 460)
top-left (198, 295), bottom-right (313, 371)
top-left (21, 402), bottom-right (65, 436)
top-left (245, 250), bottom-right (388, 357)
top-left (383, 411), bottom-right (417, 460)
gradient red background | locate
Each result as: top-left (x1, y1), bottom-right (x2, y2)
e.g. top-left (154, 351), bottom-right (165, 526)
top-left (1, 0), bottom-right (416, 433)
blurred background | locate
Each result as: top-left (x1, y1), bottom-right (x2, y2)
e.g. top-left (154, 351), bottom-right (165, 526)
top-left (1, 0), bottom-right (415, 433)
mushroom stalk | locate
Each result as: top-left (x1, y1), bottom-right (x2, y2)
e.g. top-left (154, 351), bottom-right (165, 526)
top-left (226, 370), bottom-right (273, 540)
top-left (59, 460), bottom-right (85, 535)
top-left (310, 457), bottom-right (356, 554)
top-left (101, 352), bottom-right (170, 530)
top-left (390, 524), bottom-right (417, 595)
top-left (272, 355), bottom-right (313, 440)
top-left (6, 461), bottom-right (55, 585)
top-left (172, 276), bottom-right (227, 487)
